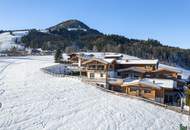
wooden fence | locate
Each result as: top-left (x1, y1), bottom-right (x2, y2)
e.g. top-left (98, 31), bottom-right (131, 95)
top-left (41, 67), bottom-right (81, 80)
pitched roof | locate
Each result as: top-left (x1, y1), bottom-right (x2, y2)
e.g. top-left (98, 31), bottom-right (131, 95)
top-left (104, 54), bottom-right (123, 58)
top-left (122, 79), bottom-right (160, 89)
top-left (155, 67), bottom-right (182, 74)
top-left (82, 58), bottom-right (115, 65)
top-left (117, 59), bottom-right (159, 65)
top-left (117, 67), bottom-right (147, 73)
top-left (103, 58), bottom-right (116, 63)
top-left (121, 78), bottom-right (176, 89)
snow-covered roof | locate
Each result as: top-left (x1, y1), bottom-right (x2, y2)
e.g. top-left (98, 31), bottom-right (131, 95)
top-left (117, 59), bottom-right (159, 65)
top-left (81, 54), bottom-right (94, 60)
top-left (82, 58), bottom-right (108, 65)
top-left (71, 52), bottom-right (104, 59)
top-left (122, 78), bottom-right (176, 89)
top-left (103, 58), bottom-right (115, 64)
top-left (142, 78), bottom-right (176, 89)
top-left (122, 78), bottom-right (160, 89)
top-left (158, 66), bottom-right (182, 74)
top-left (104, 54), bottom-right (123, 58)
top-left (160, 64), bottom-right (189, 79)
top-left (76, 52), bottom-right (138, 60)
top-left (117, 67), bottom-right (147, 73)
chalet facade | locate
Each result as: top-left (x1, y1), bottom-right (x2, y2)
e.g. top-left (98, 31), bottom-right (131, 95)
top-left (119, 78), bottom-right (180, 105)
top-left (116, 59), bottom-right (159, 79)
top-left (81, 58), bottom-right (117, 87)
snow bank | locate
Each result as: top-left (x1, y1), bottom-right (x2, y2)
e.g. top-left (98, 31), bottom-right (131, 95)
top-left (0, 56), bottom-right (188, 130)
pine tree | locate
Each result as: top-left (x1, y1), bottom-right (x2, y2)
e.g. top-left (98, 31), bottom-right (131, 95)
top-left (54, 48), bottom-right (63, 63)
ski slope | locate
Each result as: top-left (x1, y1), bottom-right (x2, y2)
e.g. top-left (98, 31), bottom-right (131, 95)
top-left (0, 56), bottom-right (188, 130)
top-left (0, 31), bottom-right (28, 51)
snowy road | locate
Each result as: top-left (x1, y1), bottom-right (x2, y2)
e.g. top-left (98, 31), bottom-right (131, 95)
top-left (0, 56), bottom-right (188, 130)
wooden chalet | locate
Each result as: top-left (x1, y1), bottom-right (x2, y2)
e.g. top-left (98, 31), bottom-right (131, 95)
top-left (124, 79), bottom-right (178, 103)
top-left (68, 53), bottom-right (94, 66)
top-left (109, 78), bottom-right (181, 105)
top-left (121, 79), bottom-right (164, 102)
top-left (68, 53), bottom-right (80, 65)
top-left (79, 53), bottom-right (183, 106)
top-left (147, 68), bottom-right (181, 79)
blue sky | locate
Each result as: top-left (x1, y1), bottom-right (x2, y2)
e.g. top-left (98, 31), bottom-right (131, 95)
top-left (0, 0), bottom-right (190, 49)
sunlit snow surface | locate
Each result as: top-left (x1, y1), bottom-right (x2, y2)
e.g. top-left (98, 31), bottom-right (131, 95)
top-left (0, 31), bottom-right (28, 51)
top-left (0, 56), bottom-right (188, 130)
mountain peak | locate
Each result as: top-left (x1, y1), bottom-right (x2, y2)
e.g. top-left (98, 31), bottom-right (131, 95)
top-left (48, 19), bottom-right (90, 31)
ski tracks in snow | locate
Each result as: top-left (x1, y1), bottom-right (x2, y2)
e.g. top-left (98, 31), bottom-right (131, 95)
top-left (0, 56), bottom-right (188, 130)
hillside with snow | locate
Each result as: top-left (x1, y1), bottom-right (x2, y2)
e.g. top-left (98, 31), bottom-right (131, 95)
top-left (0, 31), bottom-right (28, 51)
top-left (0, 56), bottom-right (188, 130)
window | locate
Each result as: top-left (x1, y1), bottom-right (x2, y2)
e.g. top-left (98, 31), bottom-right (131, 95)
top-left (90, 73), bottom-right (94, 78)
top-left (144, 89), bottom-right (151, 93)
top-left (145, 65), bottom-right (152, 69)
top-left (145, 74), bottom-right (151, 78)
top-left (88, 65), bottom-right (96, 70)
top-left (100, 73), bottom-right (104, 77)
top-left (130, 87), bottom-right (138, 92)
top-left (134, 74), bottom-right (140, 78)
top-left (125, 74), bottom-right (129, 77)
top-left (97, 65), bottom-right (104, 70)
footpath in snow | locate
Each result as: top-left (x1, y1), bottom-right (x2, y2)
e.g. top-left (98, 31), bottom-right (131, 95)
top-left (0, 56), bottom-right (188, 130)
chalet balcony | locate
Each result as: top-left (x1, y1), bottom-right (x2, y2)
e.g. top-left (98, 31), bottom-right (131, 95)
top-left (87, 67), bottom-right (104, 70)
top-left (81, 76), bottom-right (106, 84)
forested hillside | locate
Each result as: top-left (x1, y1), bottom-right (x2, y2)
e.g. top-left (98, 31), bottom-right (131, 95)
top-left (21, 20), bottom-right (190, 69)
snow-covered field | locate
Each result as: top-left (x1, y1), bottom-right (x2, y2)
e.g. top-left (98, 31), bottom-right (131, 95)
top-left (0, 56), bottom-right (188, 130)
